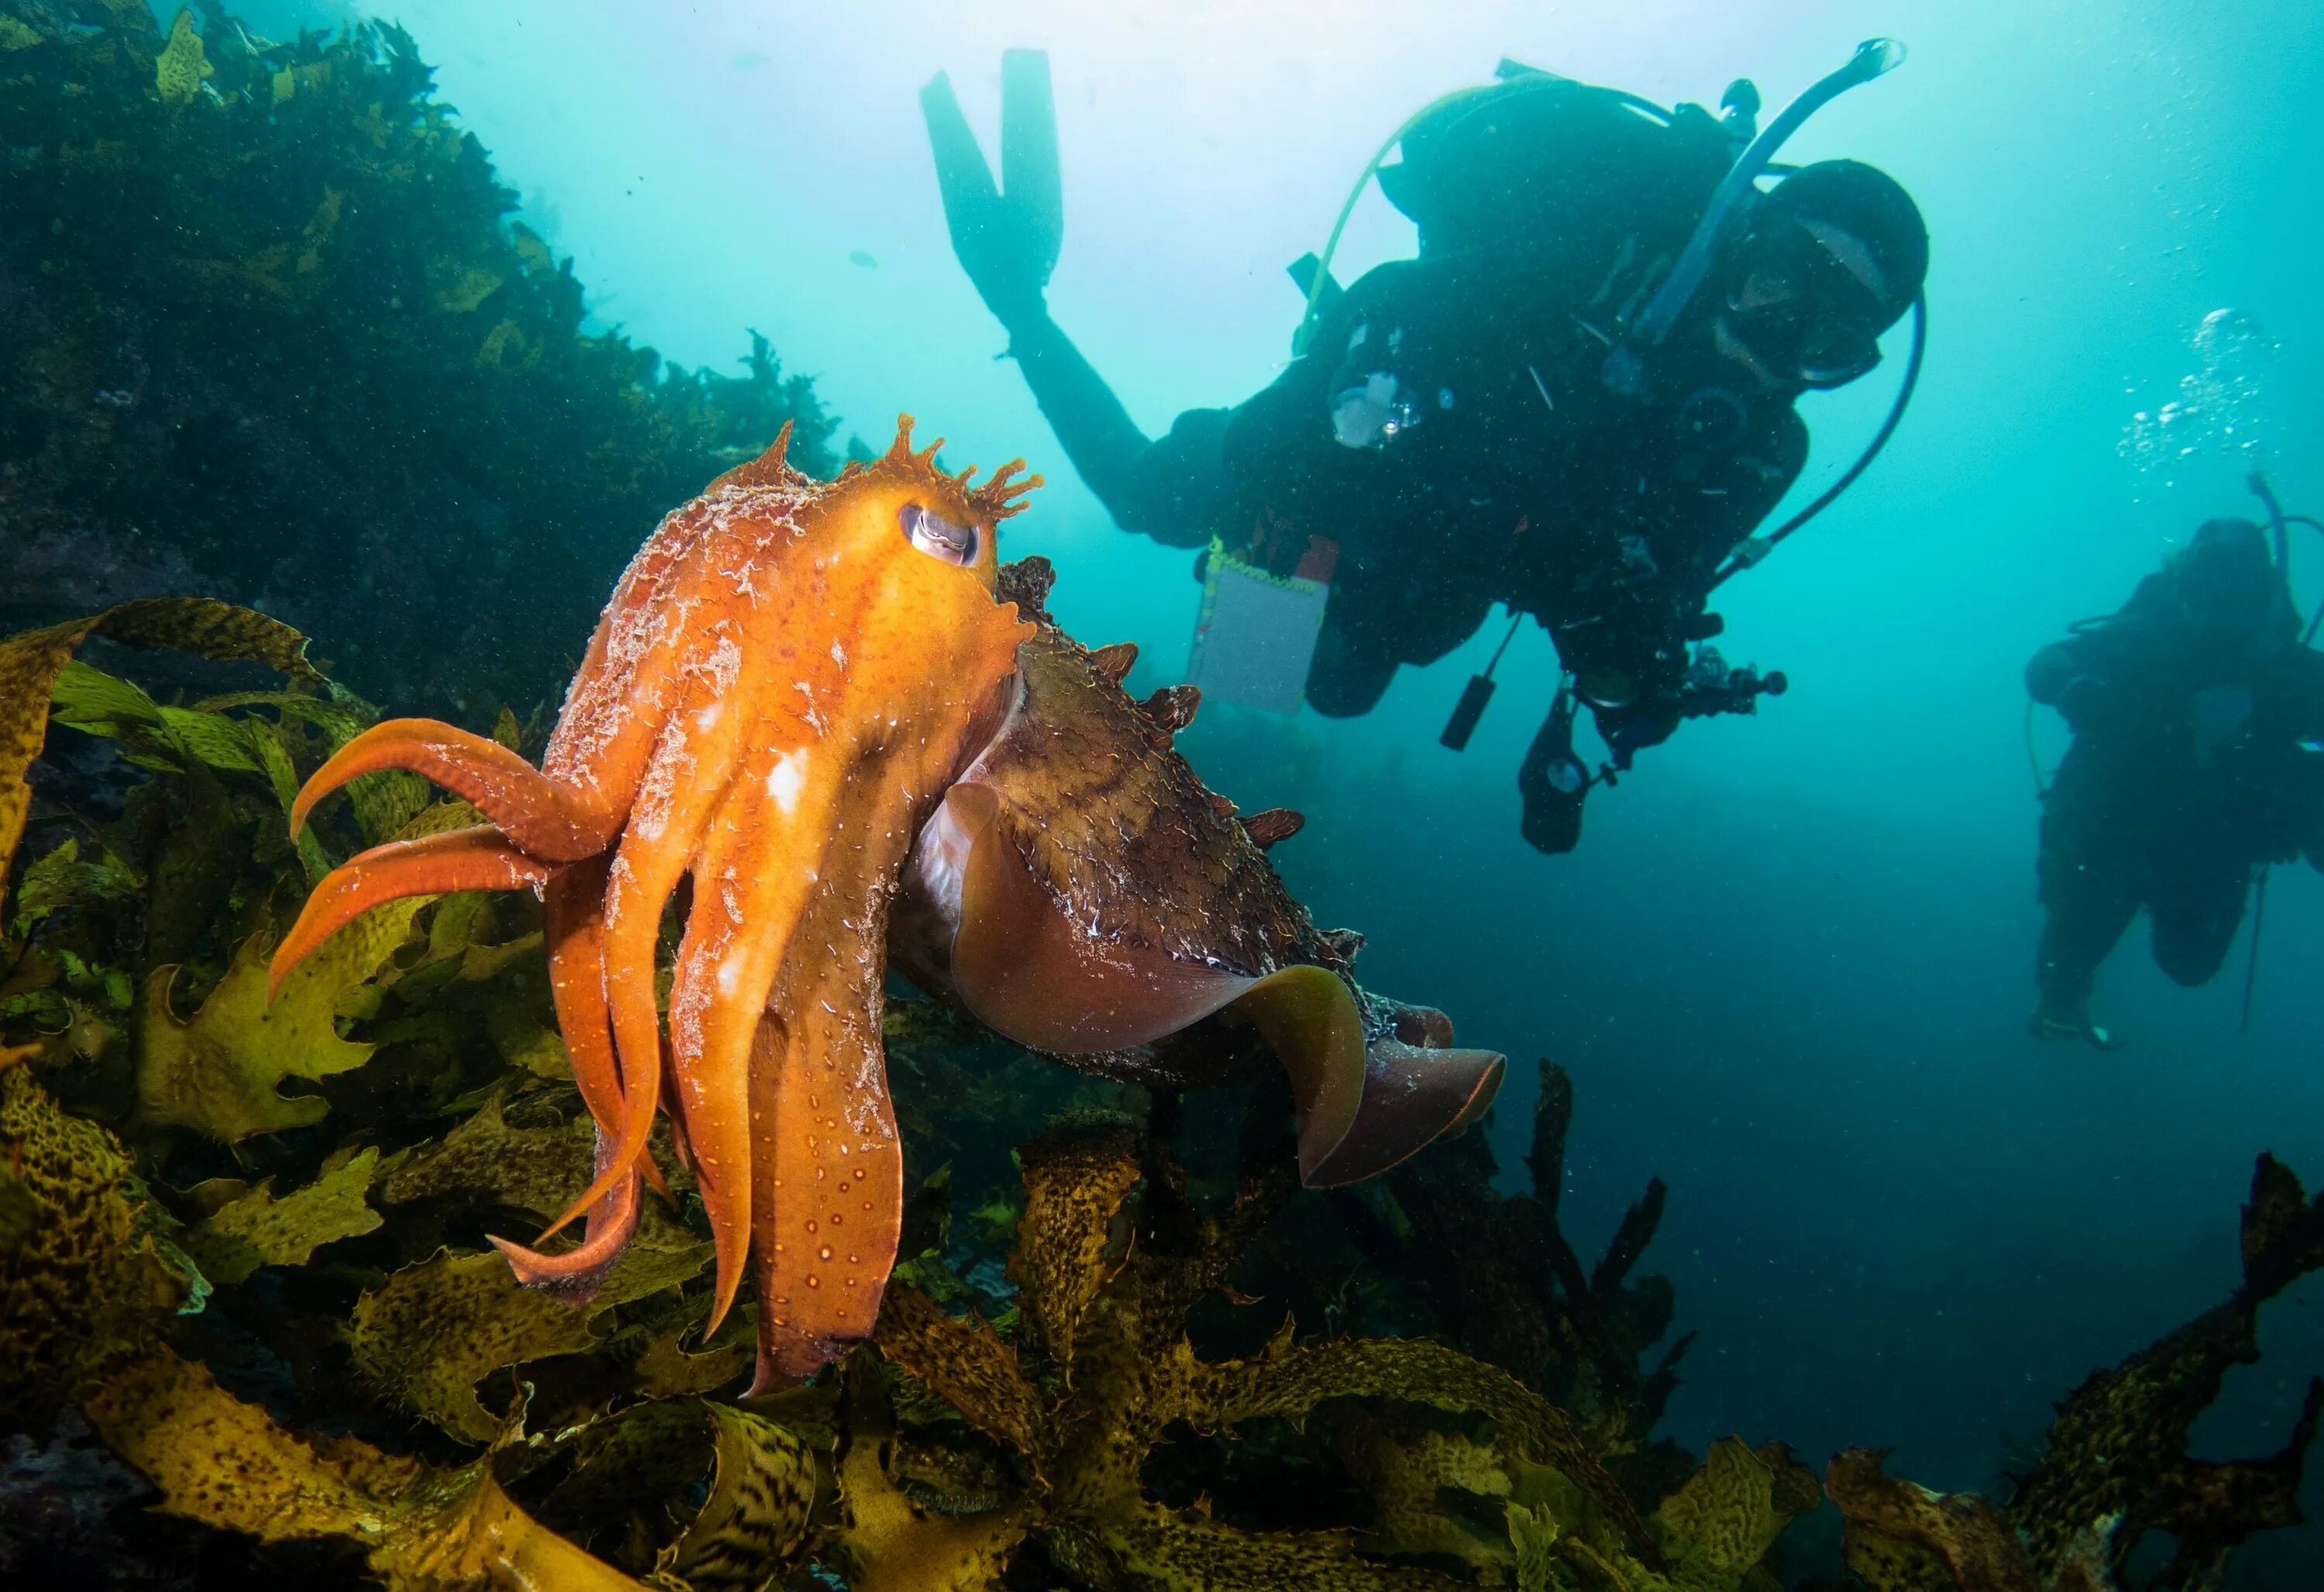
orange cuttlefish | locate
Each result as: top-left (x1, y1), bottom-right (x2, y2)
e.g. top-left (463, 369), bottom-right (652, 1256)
top-left (271, 418), bottom-right (1503, 1388)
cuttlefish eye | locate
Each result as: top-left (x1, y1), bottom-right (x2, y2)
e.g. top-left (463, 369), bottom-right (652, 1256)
top-left (900, 502), bottom-right (977, 566)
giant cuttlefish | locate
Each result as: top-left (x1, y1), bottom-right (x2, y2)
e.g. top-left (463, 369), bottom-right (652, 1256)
top-left (273, 421), bottom-right (1503, 1387)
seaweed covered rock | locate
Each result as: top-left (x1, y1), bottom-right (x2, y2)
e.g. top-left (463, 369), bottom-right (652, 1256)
top-left (1826, 1154), bottom-right (2324, 1592)
top-left (0, 2), bottom-right (843, 707)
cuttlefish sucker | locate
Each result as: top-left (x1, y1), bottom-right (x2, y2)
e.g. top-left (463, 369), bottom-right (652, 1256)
top-left (269, 418), bottom-right (1037, 1386)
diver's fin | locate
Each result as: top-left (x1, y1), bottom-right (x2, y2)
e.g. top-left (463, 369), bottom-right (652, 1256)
top-left (920, 71), bottom-right (1000, 238)
top-left (920, 53), bottom-right (1061, 322)
top-left (947, 785), bottom-right (1252, 1052)
top-left (1000, 49), bottom-right (1062, 282)
top-left (1229, 968), bottom-right (1504, 1186)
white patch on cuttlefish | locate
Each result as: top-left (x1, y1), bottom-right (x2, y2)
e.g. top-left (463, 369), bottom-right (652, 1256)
top-left (767, 749), bottom-right (809, 816)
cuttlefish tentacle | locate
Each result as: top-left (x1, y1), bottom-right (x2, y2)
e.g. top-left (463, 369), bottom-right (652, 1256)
top-left (559, 676), bottom-right (751, 1236)
top-left (541, 851), bottom-right (669, 1209)
top-left (266, 826), bottom-right (552, 1000)
top-left (750, 803), bottom-right (913, 1389)
top-left (290, 721), bottom-right (618, 863)
top-left (540, 858), bottom-right (624, 1163)
top-left (665, 729), bottom-right (851, 1338)
top-left (489, 1128), bottom-right (643, 1298)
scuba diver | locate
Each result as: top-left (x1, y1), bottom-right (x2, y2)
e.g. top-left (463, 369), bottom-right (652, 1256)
top-left (921, 43), bottom-right (1929, 854)
top-left (2026, 492), bottom-right (2324, 1047)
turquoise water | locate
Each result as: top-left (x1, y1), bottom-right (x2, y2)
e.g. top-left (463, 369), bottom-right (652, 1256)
top-left (74, 0), bottom-right (2324, 1575)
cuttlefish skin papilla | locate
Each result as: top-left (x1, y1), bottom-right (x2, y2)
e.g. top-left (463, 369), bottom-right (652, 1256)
top-left (269, 425), bottom-right (1502, 1390)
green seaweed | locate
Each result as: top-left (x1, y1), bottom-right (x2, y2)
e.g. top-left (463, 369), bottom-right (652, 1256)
top-left (1, 1), bottom-right (841, 710)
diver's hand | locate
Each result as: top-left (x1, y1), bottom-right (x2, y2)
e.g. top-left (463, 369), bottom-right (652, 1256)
top-left (921, 54), bottom-right (1063, 335)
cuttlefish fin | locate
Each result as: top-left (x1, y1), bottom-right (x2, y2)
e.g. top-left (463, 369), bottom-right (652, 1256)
top-left (1231, 962), bottom-right (1504, 1185)
top-left (947, 784), bottom-right (1252, 1052)
top-left (945, 786), bottom-right (1504, 1185)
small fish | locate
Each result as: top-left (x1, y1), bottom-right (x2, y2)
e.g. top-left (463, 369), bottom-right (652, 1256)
top-left (848, 249), bottom-right (878, 270)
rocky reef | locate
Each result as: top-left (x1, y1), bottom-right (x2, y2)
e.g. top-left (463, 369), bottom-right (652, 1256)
top-left (0, 0), bottom-right (844, 710)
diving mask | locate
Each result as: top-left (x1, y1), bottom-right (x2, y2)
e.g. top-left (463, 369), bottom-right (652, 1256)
top-left (1725, 216), bottom-right (1888, 388)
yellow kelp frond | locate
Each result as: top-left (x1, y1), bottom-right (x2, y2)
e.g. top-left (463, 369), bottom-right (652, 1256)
top-left (139, 903), bottom-right (428, 1143)
top-left (153, 9), bottom-right (212, 106)
top-left (1007, 1123), bottom-right (1141, 1371)
top-left (1826, 1449), bottom-right (2038, 1592)
top-left (349, 1237), bottom-right (712, 1443)
top-left (1, 600), bottom-right (319, 875)
top-left (0, 1064), bottom-right (188, 1427)
top-left (862, 1121), bottom-right (1677, 1591)
top-left (380, 1090), bottom-right (595, 1219)
top-left (9, 835), bottom-right (143, 938)
top-left (84, 1346), bottom-right (651, 1590)
top-left (182, 1146), bottom-right (386, 1286)
top-left (875, 1284), bottom-right (1045, 1457)
top-left (1652, 1437), bottom-right (1824, 1590)
top-left (532, 1398), bottom-right (821, 1586)
top-left (1821, 1154), bottom-right (2324, 1589)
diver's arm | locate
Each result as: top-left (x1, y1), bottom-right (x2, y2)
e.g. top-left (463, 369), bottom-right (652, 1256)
top-left (1002, 310), bottom-right (1157, 519)
top-left (996, 311), bottom-right (1234, 550)
top-left (1575, 405), bottom-right (1802, 760)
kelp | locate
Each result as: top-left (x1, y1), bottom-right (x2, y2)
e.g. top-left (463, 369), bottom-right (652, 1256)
top-left (1827, 1154), bottom-right (2324, 1592)
top-left (0, 1), bottom-right (847, 707)
top-left (839, 1121), bottom-right (1809, 1591)
top-left (180, 1143), bottom-right (385, 1284)
top-left (5, 609), bottom-right (2322, 1587)
top-left (1331, 1061), bottom-right (1694, 1472)
top-left (0, 1061), bottom-right (190, 1429)
top-left (84, 1346), bottom-right (655, 1591)
top-left (0, 595), bottom-right (318, 868)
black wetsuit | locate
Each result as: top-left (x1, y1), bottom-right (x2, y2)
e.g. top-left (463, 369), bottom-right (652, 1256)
top-left (2027, 574), bottom-right (2324, 1015)
top-left (1005, 246), bottom-right (1806, 745)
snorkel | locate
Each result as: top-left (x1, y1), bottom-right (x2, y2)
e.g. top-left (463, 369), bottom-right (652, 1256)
top-left (1601, 36), bottom-right (1907, 397)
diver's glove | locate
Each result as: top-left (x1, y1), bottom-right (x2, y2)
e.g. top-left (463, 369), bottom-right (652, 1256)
top-left (921, 52), bottom-right (1063, 335)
